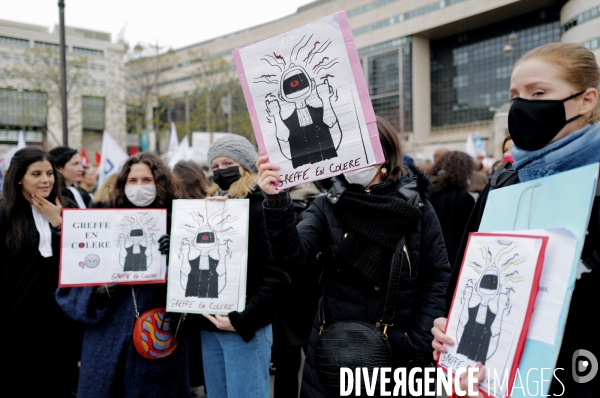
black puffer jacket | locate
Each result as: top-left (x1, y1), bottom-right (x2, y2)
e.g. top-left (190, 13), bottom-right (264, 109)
top-left (263, 166), bottom-right (450, 397)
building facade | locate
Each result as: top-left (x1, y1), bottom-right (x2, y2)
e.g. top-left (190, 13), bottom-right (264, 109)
top-left (0, 19), bottom-right (126, 158)
top-left (129, 0), bottom-right (600, 160)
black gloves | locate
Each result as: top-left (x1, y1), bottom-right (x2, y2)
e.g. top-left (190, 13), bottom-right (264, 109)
top-left (158, 234), bottom-right (170, 256)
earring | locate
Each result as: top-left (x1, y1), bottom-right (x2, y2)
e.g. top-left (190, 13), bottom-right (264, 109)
top-left (380, 167), bottom-right (388, 179)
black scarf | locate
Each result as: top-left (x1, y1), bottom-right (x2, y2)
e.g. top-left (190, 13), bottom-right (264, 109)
top-left (333, 182), bottom-right (422, 284)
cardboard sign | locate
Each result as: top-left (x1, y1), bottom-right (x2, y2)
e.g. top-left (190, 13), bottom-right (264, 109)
top-left (439, 233), bottom-right (548, 398)
top-left (233, 11), bottom-right (384, 189)
top-left (166, 199), bottom-right (249, 315)
top-left (60, 209), bottom-right (167, 286)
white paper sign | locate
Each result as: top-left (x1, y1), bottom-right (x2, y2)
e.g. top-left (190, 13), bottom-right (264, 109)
top-left (60, 209), bottom-right (168, 286)
top-left (166, 199), bottom-right (249, 314)
top-left (439, 233), bottom-right (547, 398)
top-left (233, 12), bottom-right (384, 189)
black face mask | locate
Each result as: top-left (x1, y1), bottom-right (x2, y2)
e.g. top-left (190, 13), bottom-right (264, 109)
top-left (213, 166), bottom-right (241, 191)
top-left (508, 90), bottom-right (586, 151)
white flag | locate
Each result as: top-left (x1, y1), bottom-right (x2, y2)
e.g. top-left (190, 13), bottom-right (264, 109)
top-left (465, 134), bottom-right (477, 161)
top-left (475, 132), bottom-right (486, 158)
top-left (168, 135), bottom-right (191, 169)
top-left (0, 131), bottom-right (27, 171)
top-left (98, 131), bottom-right (128, 188)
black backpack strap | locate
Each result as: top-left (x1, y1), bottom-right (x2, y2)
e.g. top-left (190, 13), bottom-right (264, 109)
top-left (491, 162), bottom-right (517, 188)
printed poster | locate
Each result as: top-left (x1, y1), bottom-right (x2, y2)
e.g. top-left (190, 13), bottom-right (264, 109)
top-left (60, 209), bottom-right (167, 286)
top-left (438, 233), bottom-right (548, 398)
top-left (166, 199), bottom-right (249, 315)
top-left (233, 11), bottom-right (384, 189)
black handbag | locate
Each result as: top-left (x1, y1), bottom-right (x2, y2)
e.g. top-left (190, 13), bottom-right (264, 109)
top-left (314, 239), bottom-right (405, 394)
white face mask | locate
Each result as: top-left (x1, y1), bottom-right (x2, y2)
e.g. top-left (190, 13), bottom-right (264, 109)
top-left (125, 185), bottom-right (157, 207)
top-left (343, 166), bottom-right (380, 187)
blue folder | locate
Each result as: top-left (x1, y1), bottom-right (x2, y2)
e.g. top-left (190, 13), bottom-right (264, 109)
top-left (478, 163), bottom-right (599, 396)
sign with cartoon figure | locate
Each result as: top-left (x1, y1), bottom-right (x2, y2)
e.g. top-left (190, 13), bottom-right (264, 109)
top-left (438, 233), bottom-right (548, 398)
top-left (59, 209), bottom-right (168, 286)
top-left (166, 199), bottom-right (249, 315)
top-left (233, 11), bottom-right (384, 189)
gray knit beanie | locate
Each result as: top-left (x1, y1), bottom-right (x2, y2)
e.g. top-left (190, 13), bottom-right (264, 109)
top-left (207, 134), bottom-right (259, 173)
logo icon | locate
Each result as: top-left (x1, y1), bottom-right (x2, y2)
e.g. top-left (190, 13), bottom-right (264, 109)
top-left (572, 349), bottom-right (598, 383)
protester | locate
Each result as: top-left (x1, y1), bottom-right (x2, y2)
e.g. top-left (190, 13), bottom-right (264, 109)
top-left (173, 160), bottom-right (209, 199)
top-left (79, 165), bottom-right (99, 196)
top-left (433, 147), bottom-right (450, 168)
top-left (56, 153), bottom-right (190, 398)
top-left (49, 146), bottom-right (92, 208)
top-left (258, 116), bottom-right (450, 396)
top-left (92, 173), bottom-right (118, 208)
top-left (198, 133), bottom-right (289, 398)
top-left (431, 42), bottom-right (600, 397)
top-left (1, 147), bottom-right (79, 396)
top-left (502, 134), bottom-right (515, 163)
top-left (429, 151), bottom-right (475, 266)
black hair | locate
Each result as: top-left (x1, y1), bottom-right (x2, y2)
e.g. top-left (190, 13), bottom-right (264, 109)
top-left (48, 146), bottom-right (78, 168)
top-left (3, 147), bottom-right (61, 256)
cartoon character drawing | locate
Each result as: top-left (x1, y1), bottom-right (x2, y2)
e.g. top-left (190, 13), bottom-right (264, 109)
top-left (456, 265), bottom-right (511, 364)
top-left (180, 227), bottom-right (231, 298)
top-left (255, 36), bottom-right (343, 169)
top-left (79, 254), bottom-right (100, 269)
top-left (116, 213), bottom-right (160, 272)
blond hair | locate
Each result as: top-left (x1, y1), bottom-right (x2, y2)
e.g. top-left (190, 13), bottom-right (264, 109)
top-left (207, 170), bottom-right (257, 199)
top-left (516, 42), bottom-right (600, 124)
top-left (93, 174), bottom-right (118, 204)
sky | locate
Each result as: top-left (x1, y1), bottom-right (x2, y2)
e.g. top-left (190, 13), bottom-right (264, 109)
top-left (1, 0), bottom-right (317, 50)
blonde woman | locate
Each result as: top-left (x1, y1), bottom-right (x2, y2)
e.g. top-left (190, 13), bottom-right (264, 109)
top-left (198, 134), bottom-right (289, 398)
top-left (432, 42), bottom-right (600, 397)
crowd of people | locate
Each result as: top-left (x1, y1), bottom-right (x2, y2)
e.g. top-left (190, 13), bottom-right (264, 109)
top-left (0, 42), bottom-right (599, 398)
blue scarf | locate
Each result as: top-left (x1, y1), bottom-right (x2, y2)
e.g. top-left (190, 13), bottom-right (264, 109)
top-left (512, 122), bottom-right (600, 182)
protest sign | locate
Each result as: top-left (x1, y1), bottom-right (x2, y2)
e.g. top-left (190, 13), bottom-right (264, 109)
top-left (167, 199), bottom-right (249, 314)
top-left (60, 209), bottom-right (167, 286)
top-left (233, 11), bottom-right (384, 189)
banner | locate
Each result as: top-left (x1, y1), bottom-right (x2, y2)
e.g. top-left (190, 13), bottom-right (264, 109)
top-left (233, 11), bottom-right (384, 189)
top-left (167, 199), bottom-right (249, 314)
top-left (60, 209), bottom-right (167, 286)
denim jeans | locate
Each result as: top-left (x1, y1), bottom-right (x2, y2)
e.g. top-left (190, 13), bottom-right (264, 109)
top-left (201, 325), bottom-right (273, 398)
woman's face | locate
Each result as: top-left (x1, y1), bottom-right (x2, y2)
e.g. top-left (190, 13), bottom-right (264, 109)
top-left (211, 156), bottom-right (245, 176)
top-left (503, 139), bottom-right (514, 156)
top-left (59, 153), bottom-right (83, 185)
top-left (509, 58), bottom-right (588, 145)
top-left (82, 166), bottom-right (98, 186)
top-left (20, 160), bottom-right (55, 200)
top-left (126, 163), bottom-right (155, 186)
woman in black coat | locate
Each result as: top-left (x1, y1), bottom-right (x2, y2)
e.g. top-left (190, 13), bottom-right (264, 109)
top-left (0, 147), bottom-right (79, 396)
top-left (429, 151), bottom-right (475, 267)
top-left (258, 116), bottom-right (450, 397)
top-left (49, 146), bottom-right (92, 208)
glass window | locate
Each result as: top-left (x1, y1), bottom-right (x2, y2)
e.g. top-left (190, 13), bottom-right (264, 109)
top-left (372, 95), bottom-right (400, 132)
top-left (73, 47), bottom-right (103, 57)
top-left (82, 96), bottom-right (105, 130)
top-left (0, 89), bottom-right (47, 128)
top-left (369, 50), bottom-right (399, 95)
top-left (431, 5), bottom-right (560, 127)
top-left (0, 36), bottom-right (29, 47)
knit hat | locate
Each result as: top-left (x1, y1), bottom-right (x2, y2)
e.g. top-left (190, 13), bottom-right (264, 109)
top-left (207, 134), bottom-right (259, 173)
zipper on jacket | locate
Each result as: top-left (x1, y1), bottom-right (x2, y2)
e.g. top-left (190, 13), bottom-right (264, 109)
top-left (403, 244), bottom-right (412, 277)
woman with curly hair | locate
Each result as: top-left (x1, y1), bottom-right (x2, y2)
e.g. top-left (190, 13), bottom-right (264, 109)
top-left (57, 153), bottom-right (190, 398)
top-left (429, 151), bottom-right (475, 267)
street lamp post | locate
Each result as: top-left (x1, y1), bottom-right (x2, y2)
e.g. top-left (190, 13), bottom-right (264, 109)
top-left (58, 0), bottom-right (68, 146)
top-left (503, 32), bottom-right (518, 70)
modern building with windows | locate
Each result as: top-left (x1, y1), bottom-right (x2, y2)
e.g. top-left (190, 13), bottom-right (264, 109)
top-left (129, 0), bottom-right (599, 160)
top-left (0, 19), bottom-right (126, 157)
